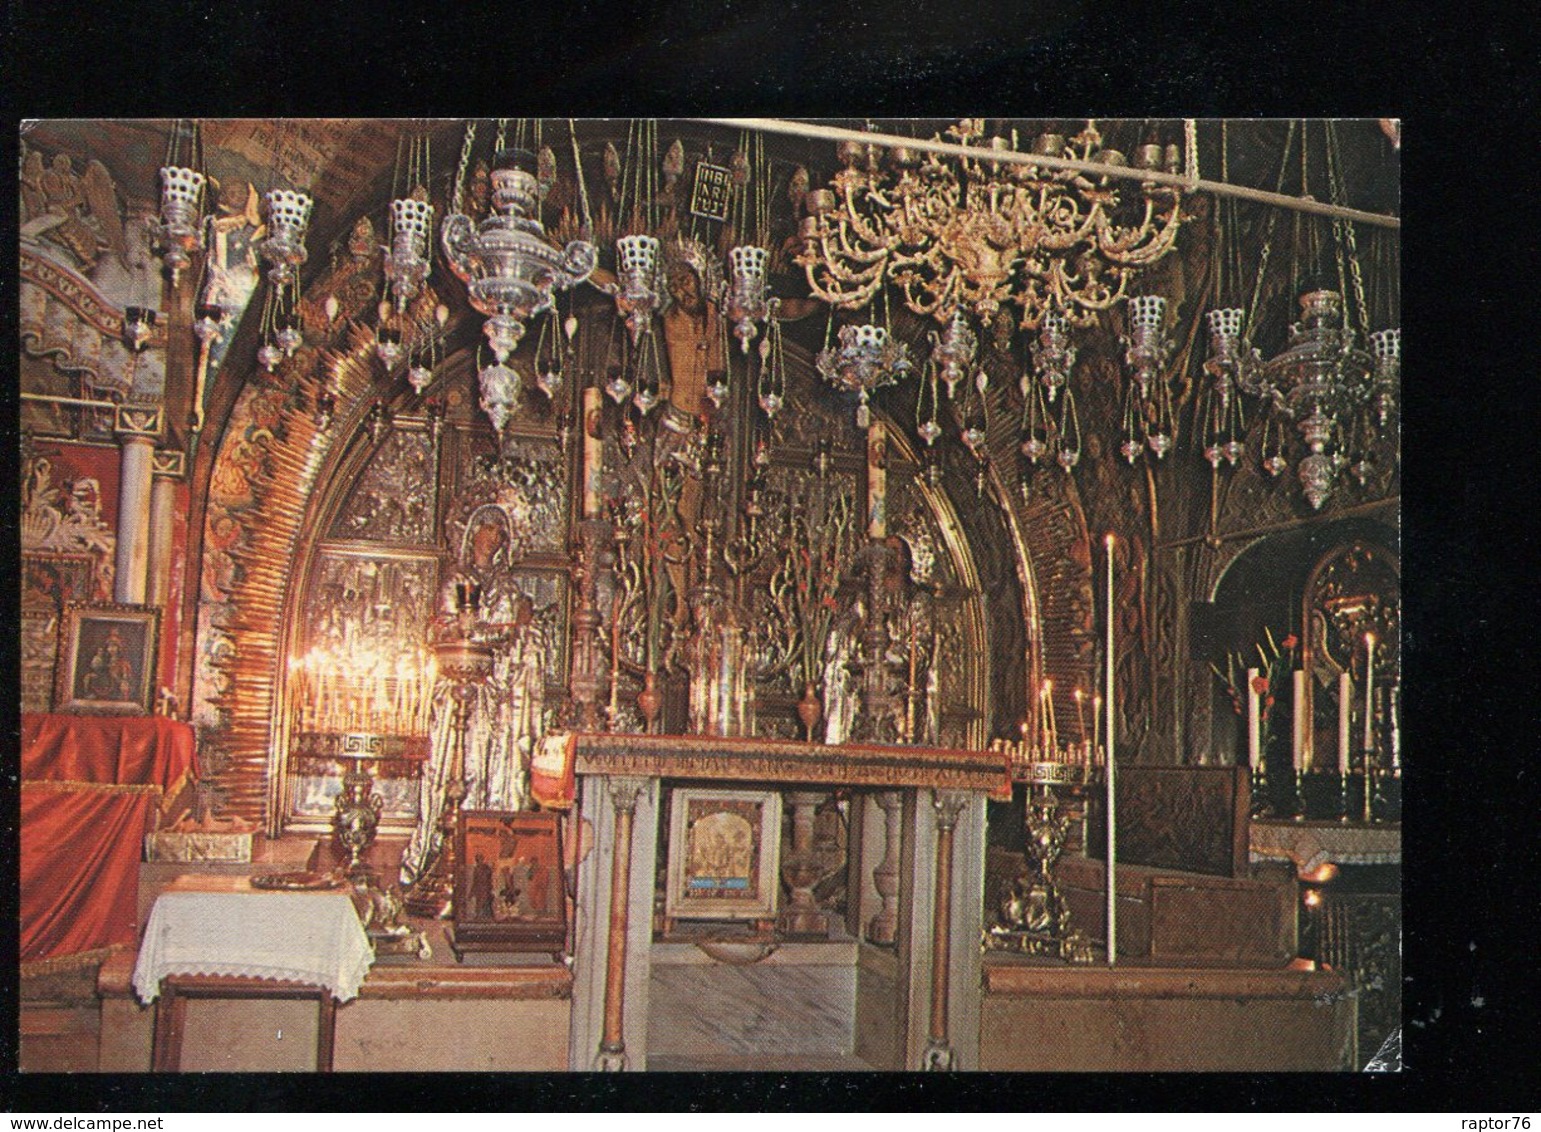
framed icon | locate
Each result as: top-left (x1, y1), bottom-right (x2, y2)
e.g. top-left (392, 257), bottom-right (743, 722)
top-left (450, 809), bottom-right (567, 959)
top-left (665, 787), bottom-right (783, 923)
top-left (55, 602), bottom-right (160, 715)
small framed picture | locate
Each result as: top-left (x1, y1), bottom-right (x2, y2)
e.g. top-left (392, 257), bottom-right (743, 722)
top-left (665, 787), bottom-right (783, 923)
top-left (55, 603), bottom-right (160, 715)
top-left (451, 810), bottom-right (567, 958)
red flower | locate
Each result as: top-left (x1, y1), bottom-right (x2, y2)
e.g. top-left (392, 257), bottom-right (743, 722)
top-left (1281, 634), bottom-right (1298, 650)
top-left (1264, 696), bottom-right (1275, 709)
top-left (1251, 676), bottom-right (1269, 697)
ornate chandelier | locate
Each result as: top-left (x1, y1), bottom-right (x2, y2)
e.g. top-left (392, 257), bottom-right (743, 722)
top-left (797, 120), bottom-right (1185, 333)
top-left (1231, 289), bottom-right (1395, 510)
top-left (441, 159), bottom-right (597, 366)
top-left (815, 322), bottom-right (915, 429)
top-left (1201, 120), bottom-right (1400, 509)
top-left (441, 124), bottom-right (597, 435)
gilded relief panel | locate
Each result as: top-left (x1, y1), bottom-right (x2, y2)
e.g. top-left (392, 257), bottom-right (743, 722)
top-left (328, 427), bottom-right (439, 545)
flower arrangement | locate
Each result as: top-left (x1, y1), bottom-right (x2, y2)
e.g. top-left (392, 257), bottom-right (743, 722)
top-left (1212, 627), bottom-right (1298, 756)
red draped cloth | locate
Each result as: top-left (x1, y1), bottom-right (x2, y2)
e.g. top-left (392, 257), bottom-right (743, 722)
top-left (20, 714), bottom-right (198, 973)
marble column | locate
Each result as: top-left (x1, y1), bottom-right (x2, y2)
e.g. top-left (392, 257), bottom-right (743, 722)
top-left (922, 791), bottom-right (967, 1071)
top-left (145, 451), bottom-right (183, 608)
top-left (595, 777), bottom-right (643, 1070)
top-left (898, 788), bottom-right (985, 1071)
top-left (114, 435), bottom-right (155, 604)
top-left (780, 791), bottom-right (831, 937)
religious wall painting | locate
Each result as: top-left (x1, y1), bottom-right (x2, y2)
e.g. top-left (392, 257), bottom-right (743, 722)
top-left (55, 603), bottom-right (160, 715)
top-left (19, 140), bottom-right (170, 406)
top-left (20, 552), bottom-right (100, 713)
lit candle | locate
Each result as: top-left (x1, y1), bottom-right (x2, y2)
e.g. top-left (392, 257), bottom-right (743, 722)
top-left (1092, 694), bottom-right (1102, 759)
top-left (1043, 679), bottom-right (1058, 754)
top-left (1104, 532), bottom-right (1117, 966)
top-left (582, 385), bottom-right (603, 520)
top-left (1074, 688), bottom-right (1088, 746)
top-left (1337, 671), bottom-right (1352, 776)
top-left (1292, 669), bottom-right (1306, 771)
top-left (866, 421), bottom-right (888, 539)
top-left (1245, 667), bottom-right (1261, 768)
top-left (1363, 633), bottom-right (1376, 756)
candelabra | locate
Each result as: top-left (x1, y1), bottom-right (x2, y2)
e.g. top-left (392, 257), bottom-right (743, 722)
top-left (798, 120), bottom-right (1184, 331)
top-left (984, 746), bottom-right (1103, 964)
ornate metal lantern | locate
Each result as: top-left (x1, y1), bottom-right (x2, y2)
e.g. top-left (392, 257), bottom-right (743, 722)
top-left (259, 189), bottom-right (314, 286)
top-left (612, 234), bottom-right (664, 344)
top-left (815, 323), bottom-right (915, 429)
top-left (384, 196), bottom-right (435, 312)
top-left (723, 245), bottom-right (773, 353)
top-left (155, 165), bottom-right (206, 287)
top-left (441, 160), bottom-right (597, 367)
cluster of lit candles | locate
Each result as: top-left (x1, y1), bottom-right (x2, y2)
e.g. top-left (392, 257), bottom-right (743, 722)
top-left (289, 644), bottom-right (436, 737)
top-left (1245, 631), bottom-right (1399, 774)
top-left (990, 681), bottom-right (1106, 767)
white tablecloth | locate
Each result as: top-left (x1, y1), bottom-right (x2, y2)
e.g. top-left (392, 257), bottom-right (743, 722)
top-left (132, 891), bottom-right (374, 1004)
top-left (1249, 821), bottom-right (1402, 875)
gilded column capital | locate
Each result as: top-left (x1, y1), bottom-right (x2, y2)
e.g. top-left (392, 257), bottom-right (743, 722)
top-left (606, 775), bottom-right (650, 814)
top-left (152, 449), bottom-right (187, 479)
top-left (932, 789), bottom-right (968, 831)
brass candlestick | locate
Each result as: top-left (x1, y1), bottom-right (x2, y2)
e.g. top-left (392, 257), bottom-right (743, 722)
top-left (986, 757), bottom-right (1102, 964)
top-left (404, 638), bottom-right (495, 919)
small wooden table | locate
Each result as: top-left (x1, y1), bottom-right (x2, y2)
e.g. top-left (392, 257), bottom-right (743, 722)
top-left (133, 882), bottom-right (374, 1073)
top-left (151, 974), bottom-right (338, 1072)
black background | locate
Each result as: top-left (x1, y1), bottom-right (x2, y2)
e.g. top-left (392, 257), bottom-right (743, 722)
top-left (3, 0), bottom-right (1537, 1114)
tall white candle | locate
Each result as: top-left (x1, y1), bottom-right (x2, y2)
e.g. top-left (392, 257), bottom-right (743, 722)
top-left (1104, 533), bottom-right (1117, 966)
top-left (582, 385), bottom-right (603, 519)
top-left (1363, 633), bottom-right (1376, 755)
top-left (866, 421), bottom-right (887, 539)
top-left (1245, 667), bottom-right (1261, 768)
top-left (1292, 669), bottom-right (1306, 771)
top-left (1337, 671), bottom-right (1352, 775)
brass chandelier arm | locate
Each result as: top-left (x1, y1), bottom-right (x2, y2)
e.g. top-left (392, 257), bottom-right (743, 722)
top-left (698, 118), bottom-right (1401, 230)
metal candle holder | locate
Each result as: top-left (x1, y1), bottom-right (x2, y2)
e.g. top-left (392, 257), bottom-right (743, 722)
top-left (985, 757), bottom-right (1103, 964)
top-left (403, 638), bottom-right (495, 919)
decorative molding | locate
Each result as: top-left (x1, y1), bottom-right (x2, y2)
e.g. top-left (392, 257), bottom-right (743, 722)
top-left (574, 733), bottom-right (1012, 799)
top-left (114, 403), bottom-right (164, 439)
top-left (152, 450), bottom-right (186, 479)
